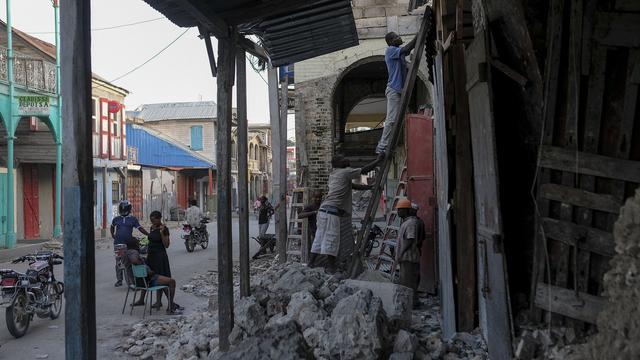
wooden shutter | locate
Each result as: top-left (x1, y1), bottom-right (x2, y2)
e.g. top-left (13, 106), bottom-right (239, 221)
top-left (100, 98), bottom-right (109, 158)
top-left (191, 126), bottom-right (203, 151)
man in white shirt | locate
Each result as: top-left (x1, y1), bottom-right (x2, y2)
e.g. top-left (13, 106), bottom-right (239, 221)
top-left (185, 199), bottom-right (203, 228)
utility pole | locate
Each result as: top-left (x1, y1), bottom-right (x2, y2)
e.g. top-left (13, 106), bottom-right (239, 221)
top-left (52, 0), bottom-right (62, 238)
top-left (236, 48), bottom-right (250, 297)
top-left (4, 0), bottom-right (15, 249)
top-left (61, 0), bottom-right (96, 357)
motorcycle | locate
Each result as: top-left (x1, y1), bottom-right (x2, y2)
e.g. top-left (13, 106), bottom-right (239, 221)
top-left (183, 217), bottom-right (210, 252)
top-left (0, 251), bottom-right (64, 338)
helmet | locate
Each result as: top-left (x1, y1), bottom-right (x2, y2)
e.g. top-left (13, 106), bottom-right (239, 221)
top-left (395, 198), bottom-right (411, 209)
top-left (118, 200), bottom-right (132, 216)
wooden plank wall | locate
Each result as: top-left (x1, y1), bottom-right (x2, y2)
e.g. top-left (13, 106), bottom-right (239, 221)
top-left (532, 0), bottom-right (640, 330)
top-left (433, 0), bottom-right (477, 333)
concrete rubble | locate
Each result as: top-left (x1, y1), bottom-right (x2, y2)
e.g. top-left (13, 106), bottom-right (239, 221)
top-left (117, 257), bottom-right (490, 359)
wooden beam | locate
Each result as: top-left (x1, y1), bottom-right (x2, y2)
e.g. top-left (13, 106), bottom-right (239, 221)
top-left (539, 183), bottom-right (621, 214)
top-left (490, 58), bottom-right (528, 87)
top-left (61, 0), bottom-right (96, 357)
top-left (238, 37), bottom-right (269, 62)
top-left (541, 217), bottom-right (615, 257)
top-left (215, 32), bottom-right (236, 352)
top-left (267, 67), bottom-right (281, 259)
top-left (175, 0), bottom-right (228, 38)
top-left (534, 282), bottom-right (605, 324)
top-left (593, 12), bottom-right (640, 47)
top-left (236, 48), bottom-right (250, 297)
top-left (277, 70), bottom-right (288, 263)
top-left (539, 145), bottom-right (640, 183)
top-left (199, 26), bottom-right (217, 77)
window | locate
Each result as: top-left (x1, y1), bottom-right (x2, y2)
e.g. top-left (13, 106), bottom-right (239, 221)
top-left (112, 181), bottom-right (120, 203)
top-left (92, 98), bottom-right (98, 133)
top-left (191, 125), bottom-right (203, 151)
top-left (111, 112), bottom-right (119, 136)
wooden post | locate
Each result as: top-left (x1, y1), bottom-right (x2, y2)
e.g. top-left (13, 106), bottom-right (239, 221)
top-left (277, 70), bottom-right (288, 263)
top-left (61, 0), bottom-right (96, 357)
top-left (267, 68), bottom-right (284, 260)
top-left (216, 32), bottom-right (236, 352)
top-left (236, 47), bottom-right (250, 297)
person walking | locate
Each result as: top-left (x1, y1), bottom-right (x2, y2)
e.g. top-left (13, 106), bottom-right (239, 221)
top-left (258, 195), bottom-right (274, 238)
top-left (375, 31), bottom-right (418, 159)
top-left (144, 210), bottom-right (184, 311)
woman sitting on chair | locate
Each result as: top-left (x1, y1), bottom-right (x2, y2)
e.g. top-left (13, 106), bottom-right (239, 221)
top-left (126, 238), bottom-right (182, 315)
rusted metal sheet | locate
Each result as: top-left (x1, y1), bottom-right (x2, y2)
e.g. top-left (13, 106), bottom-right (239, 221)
top-left (405, 113), bottom-right (436, 294)
top-left (465, 30), bottom-right (513, 360)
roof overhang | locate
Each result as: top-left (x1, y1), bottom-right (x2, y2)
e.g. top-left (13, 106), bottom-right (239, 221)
top-left (142, 0), bottom-right (359, 67)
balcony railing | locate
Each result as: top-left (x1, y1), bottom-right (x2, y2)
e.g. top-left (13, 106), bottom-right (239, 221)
top-left (0, 46), bottom-right (57, 94)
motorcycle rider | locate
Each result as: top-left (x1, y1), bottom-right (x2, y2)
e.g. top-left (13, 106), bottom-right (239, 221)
top-left (111, 200), bottom-right (149, 287)
top-left (185, 199), bottom-right (203, 230)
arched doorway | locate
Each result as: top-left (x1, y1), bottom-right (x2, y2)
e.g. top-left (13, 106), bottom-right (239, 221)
top-left (332, 56), bottom-right (431, 167)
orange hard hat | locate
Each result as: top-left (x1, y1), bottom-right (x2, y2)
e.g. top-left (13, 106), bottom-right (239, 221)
top-left (395, 198), bottom-right (411, 209)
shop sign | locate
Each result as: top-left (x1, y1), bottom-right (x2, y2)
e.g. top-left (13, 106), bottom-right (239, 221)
top-left (17, 96), bottom-right (50, 116)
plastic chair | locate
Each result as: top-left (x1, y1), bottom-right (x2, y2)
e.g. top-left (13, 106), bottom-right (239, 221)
top-left (121, 264), bottom-right (169, 318)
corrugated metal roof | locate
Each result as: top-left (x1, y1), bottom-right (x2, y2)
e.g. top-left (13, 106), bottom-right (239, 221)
top-left (141, 0), bottom-right (358, 67)
top-left (132, 101), bottom-right (217, 122)
top-left (126, 124), bottom-right (216, 169)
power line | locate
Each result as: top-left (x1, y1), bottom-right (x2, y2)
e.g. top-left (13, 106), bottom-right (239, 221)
top-left (27, 17), bottom-right (165, 34)
top-left (247, 55), bottom-right (268, 85)
top-left (110, 28), bottom-right (190, 83)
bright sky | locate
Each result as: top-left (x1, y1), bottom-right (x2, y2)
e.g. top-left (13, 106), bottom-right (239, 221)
top-left (0, 0), bottom-right (274, 125)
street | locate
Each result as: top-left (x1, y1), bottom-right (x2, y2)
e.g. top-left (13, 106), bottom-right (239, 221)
top-left (0, 218), bottom-right (265, 360)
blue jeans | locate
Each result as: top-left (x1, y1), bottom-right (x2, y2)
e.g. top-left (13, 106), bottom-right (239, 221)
top-left (376, 86), bottom-right (402, 154)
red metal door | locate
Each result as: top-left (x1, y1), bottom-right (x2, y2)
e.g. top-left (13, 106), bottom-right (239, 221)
top-left (405, 113), bottom-right (436, 293)
top-left (23, 165), bottom-right (40, 239)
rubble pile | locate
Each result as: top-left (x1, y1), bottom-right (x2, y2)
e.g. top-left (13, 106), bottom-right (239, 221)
top-left (512, 326), bottom-right (586, 360)
top-left (119, 260), bottom-right (489, 359)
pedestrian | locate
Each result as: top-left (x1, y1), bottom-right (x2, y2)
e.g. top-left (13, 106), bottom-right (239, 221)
top-left (298, 190), bottom-right (323, 259)
top-left (258, 195), bottom-right (274, 238)
top-left (145, 210), bottom-right (183, 311)
top-left (375, 31), bottom-right (418, 159)
top-left (395, 198), bottom-right (425, 301)
top-left (310, 155), bottom-right (380, 273)
top-left (126, 238), bottom-right (183, 315)
top-left (111, 200), bottom-right (149, 287)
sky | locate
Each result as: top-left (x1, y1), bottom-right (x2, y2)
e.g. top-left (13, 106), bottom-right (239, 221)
top-left (0, 0), bottom-right (278, 126)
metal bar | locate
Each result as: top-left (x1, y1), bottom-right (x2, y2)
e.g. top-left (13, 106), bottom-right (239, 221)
top-left (53, 0), bottom-right (62, 237)
top-left (5, 0), bottom-right (15, 249)
top-left (215, 31), bottom-right (235, 352)
top-left (61, 0), bottom-right (96, 357)
top-left (236, 47), bottom-right (250, 297)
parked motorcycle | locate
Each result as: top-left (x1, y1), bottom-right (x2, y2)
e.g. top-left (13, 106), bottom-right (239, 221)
top-left (0, 251), bottom-right (64, 338)
top-left (183, 217), bottom-right (210, 252)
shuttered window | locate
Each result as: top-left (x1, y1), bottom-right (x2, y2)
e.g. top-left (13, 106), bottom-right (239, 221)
top-left (191, 126), bottom-right (203, 151)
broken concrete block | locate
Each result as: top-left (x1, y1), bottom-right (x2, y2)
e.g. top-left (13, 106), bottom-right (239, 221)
top-left (287, 290), bottom-right (327, 330)
top-left (345, 279), bottom-right (414, 328)
top-left (390, 352), bottom-right (414, 360)
top-left (515, 332), bottom-right (537, 360)
top-left (394, 329), bottom-right (419, 353)
top-left (234, 295), bottom-right (267, 336)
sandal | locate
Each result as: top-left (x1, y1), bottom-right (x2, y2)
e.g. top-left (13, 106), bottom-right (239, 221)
top-left (131, 301), bottom-right (145, 307)
top-left (172, 302), bottom-right (185, 311)
top-left (151, 302), bottom-right (163, 309)
top-left (166, 308), bottom-right (182, 315)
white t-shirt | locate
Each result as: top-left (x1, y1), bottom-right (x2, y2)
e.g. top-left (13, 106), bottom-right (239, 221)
top-left (186, 206), bottom-right (202, 227)
top-left (321, 167), bottom-right (362, 215)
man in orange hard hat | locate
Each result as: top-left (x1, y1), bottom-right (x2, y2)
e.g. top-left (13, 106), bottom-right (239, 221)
top-left (395, 197), bottom-right (425, 300)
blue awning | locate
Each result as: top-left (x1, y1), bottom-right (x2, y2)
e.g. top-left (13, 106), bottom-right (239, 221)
top-left (126, 124), bottom-right (216, 169)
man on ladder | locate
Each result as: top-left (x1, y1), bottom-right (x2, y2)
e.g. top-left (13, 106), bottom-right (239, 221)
top-left (310, 155), bottom-right (380, 273)
top-left (375, 31), bottom-right (418, 159)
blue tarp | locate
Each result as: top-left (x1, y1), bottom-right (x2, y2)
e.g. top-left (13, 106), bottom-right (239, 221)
top-left (126, 124), bottom-right (215, 169)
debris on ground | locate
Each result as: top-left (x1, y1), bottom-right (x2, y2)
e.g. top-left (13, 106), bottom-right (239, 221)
top-left (118, 255), bottom-right (489, 359)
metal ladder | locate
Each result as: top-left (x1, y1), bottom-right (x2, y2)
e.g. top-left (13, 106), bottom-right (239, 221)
top-left (375, 166), bottom-right (408, 277)
top-left (286, 187), bottom-right (307, 259)
top-left (349, 9), bottom-right (433, 277)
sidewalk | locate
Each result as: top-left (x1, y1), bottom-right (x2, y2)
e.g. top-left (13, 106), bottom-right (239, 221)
top-left (0, 239), bottom-right (50, 263)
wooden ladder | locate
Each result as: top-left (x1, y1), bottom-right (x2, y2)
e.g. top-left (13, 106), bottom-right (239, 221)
top-left (349, 9), bottom-right (433, 277)
top-left (375, 166), bottom-right (408, 277)
top-left (286, 187), bottom-right (307, 260)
